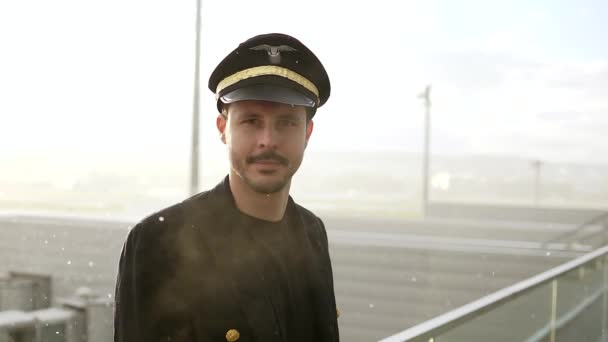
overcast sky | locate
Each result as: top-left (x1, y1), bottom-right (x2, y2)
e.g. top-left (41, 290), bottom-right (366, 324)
top-left (1, 0), bottom-right (607, 183)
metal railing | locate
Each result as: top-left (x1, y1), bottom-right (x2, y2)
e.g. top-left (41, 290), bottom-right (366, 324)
top-left (379, 244), bottom-right (608, 342)
top-left (543, 211), bottom-right (608, 249)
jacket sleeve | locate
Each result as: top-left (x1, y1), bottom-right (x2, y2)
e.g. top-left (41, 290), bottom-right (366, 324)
top-left (114, 217), bottom-right (197, 342)
top-left (317, 218), bottom-right (340, 342)
top-left (114, 223), bottom-right (154, 342)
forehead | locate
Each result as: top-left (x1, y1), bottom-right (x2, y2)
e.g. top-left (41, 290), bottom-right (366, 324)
top-left (227, 100), bottom-right (307, 118)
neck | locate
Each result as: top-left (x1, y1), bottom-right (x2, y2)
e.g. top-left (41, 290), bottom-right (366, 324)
top-left (228, 171), bottom-right (291, 222)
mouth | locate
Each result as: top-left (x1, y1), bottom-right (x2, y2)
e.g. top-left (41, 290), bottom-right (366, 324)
top-left (251, 160), bottom-right (284, 174)
top-left (246, 152), bottom-right (289, 166)
top-left (252, 159), bottom-right (282, 165)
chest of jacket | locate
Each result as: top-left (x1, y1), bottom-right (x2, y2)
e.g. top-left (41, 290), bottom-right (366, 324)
top-left (149, 220), bottom-right (323, 341)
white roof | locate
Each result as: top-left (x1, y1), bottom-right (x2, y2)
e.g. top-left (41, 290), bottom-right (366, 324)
top-left (32, 308), bottom-right (74, 324)
top-left (0, 310), bottom-right (35, 329)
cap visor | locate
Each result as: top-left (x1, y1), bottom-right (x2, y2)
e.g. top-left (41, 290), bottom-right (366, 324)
top-left (220, 84), bottom-right (316, 107)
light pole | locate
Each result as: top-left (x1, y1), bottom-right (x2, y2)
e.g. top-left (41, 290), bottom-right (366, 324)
top-left (190, 0), bottom-right (202, 196)
top-left (418, 85), bottom-right (432, 218)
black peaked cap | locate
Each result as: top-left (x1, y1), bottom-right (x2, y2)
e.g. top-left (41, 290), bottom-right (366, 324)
top-left (208, 33), bottom-right (331, 113)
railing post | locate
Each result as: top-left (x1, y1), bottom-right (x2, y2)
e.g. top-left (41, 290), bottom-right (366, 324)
top-left (603, 220), bottom-right (608, 247)
top-left (550, 279), bottom-right (558, 342)
top-left (603, 256), bottom-right (608, 338)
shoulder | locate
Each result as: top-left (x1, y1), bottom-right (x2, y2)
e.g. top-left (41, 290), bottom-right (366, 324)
top-left (293, 202), bottom-right (324, 226)
top-left (126, 185), bottom-right (224, 244)
top-left (292, 201), bottom-right (329, 245)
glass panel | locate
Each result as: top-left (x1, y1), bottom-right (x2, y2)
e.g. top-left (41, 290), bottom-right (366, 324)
top-left (432, 281), bottom-right (553, 342)
top-left (427, 256), bottom-right (608, 342)
top-left (554, 261), bottom-right (605, 341)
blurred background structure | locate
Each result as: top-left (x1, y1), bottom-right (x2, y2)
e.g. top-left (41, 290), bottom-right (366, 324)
top-left (1, 0), bottom-right (608, 341)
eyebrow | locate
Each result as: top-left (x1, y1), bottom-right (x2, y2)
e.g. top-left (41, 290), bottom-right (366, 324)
top-left (237, 111), bottom-right (260, 118)
top-left (277, 112), bottom-right (304, 121)
top-left (233, 111), bottom-right (304, 121)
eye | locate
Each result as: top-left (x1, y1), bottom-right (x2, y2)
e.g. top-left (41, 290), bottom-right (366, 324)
top-left (242, 118), bottom-right (259, 125)
top-left (279, 119), bottom-right (298, 127)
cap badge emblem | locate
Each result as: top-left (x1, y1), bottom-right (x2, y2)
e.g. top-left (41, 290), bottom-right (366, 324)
top-left (250, 45), bottom-right (297, 64)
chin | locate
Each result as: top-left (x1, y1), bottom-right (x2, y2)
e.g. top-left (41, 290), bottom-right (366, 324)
top-left (246, 175), bottom-right (290, 195)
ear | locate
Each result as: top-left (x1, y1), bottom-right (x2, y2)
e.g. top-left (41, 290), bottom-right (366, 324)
top-left (216, 114), bottom-right (227, 144)
top-left (305, 120), bottom-right (314, 146)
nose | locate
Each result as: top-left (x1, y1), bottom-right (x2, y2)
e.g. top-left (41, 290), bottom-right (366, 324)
top-left (258, 124), bottom-right (279, 149)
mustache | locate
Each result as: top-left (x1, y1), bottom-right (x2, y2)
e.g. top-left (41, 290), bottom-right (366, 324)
top-left (246, 151), bottom-right (289, 165)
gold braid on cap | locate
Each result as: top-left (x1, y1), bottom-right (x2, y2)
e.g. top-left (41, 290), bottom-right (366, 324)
top-left (215, 65), bottom-right (319, 102)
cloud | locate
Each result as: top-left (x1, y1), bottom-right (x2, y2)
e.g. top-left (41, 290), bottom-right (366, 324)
top-left (536, 109), bottom-right (608, 124)
top-left (410, 47), bottom-right (608, 162)
top-left (422, 49), bottom-right (540, 89)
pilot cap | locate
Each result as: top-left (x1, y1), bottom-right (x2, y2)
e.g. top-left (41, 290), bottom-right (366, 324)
top-left (208, 33), bottom-right (331, 116)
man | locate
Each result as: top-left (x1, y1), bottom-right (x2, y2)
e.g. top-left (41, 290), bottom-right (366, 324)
top-left (114, 33), bottom-right (339, 342)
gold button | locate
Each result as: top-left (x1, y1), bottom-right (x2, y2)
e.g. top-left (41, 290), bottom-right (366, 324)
top-left (226, 329), bottom-right (240, 342)
top-left (336, 307), bottom-right (341, 318)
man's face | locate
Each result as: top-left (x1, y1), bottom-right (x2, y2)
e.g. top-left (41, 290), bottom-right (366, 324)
top-left (217, 100), bottom-right (314, 194)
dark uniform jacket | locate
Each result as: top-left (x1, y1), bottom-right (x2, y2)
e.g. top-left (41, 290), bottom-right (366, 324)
top-left (114, 177), bottom-right (339, 341)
